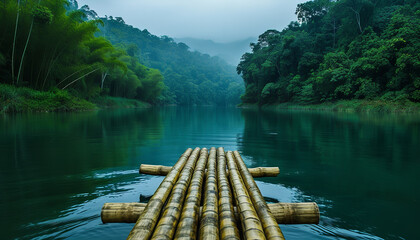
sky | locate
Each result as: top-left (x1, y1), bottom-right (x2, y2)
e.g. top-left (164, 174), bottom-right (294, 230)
top-left (79, 0), bottom-right (306, 43)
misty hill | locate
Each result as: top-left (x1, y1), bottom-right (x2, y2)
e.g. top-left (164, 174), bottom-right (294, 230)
top-left (175, 37), bottom-right (256, 66)
top-left (98, 18), bottom-right (244, 105)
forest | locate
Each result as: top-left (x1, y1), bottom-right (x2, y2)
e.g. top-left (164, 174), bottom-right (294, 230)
top-left (95, 15), bottom-right (243, 105)
top-left (238, 0), bottom-right (420, 105)
top-left (1, 0), bottom-right (419, 111)
top-left (0, 0), bottom-right (242, 111)
top-left (0, 0), bottom-right (166, 107)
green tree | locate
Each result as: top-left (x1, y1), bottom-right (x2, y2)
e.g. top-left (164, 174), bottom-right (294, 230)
top-left (237, 0), bottom-right (419, 104)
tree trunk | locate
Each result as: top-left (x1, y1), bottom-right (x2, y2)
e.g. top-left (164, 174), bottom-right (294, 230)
top-left (11, 0), bottom-right (21, 84)
top-left (17, 0), bottom-right (42, 85)
top-left (101, 71), bottom-right (108, 89)
top-left (61, 68), bottom-right (100, 90)
top-left (350, 7), bottom-right (363, 33)
top-left (332, 17), bottom-right (337, 48)
top-left (42, 48), bottom-right (61, 90)
top-left (56, 66), bottom-right (90, 88)
top-left (35, 53), bottom-right (47, 89)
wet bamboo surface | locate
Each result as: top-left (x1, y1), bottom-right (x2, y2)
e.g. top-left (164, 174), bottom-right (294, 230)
top-left (174, 148), bottom-right (209, 240)
top-left (150, 148), bottom-right (201, 240)
top-left (126, 148), bottom-right (197, 240)
top-left (101, 202), bottom-right (320, 224)
top-left (106, 147), bottom-right (320, 239)
top-left (216, 148), bottom-right (240, 240)
top-left (199, 147), bottom-right (219, 240)
top-left (226, 151), bottom-right (266, 239)
top-left (140, 164), bottom-right (280, 178)
top-left (233, 151), bottom-right (285, 240)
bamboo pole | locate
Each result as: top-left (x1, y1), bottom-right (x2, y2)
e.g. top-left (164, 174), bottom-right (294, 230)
top-left (126, 148), bottom-right (196, 240)
top-left (268, 202), bottom-right (319, 225)
top-left (139, 164), bottom-right (280, 178)
top-left (174, 148), bottom-right (209, 240)
top-left (102, 202), bottom-right (319, 225)
top-left (249, 167), bottom-right (280, 177)
top-left (226, 151), bottom-right (266, 239)
top-left (233, 151), bottom-right (285, 240)
top-left (139, 164), bottom-right (172, 176)
top-left (150, 148), bottom-right (202, 240)
top-left (199, 147), bottom-right (219, 240)
top-left (216, 147), bottom-right (240, 240)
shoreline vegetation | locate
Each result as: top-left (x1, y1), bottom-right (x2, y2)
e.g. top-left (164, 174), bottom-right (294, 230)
top-left (1, 1), bottom-right (419, 114)
top-left (0, 0), bottom-right (243, 108)
top-left (2, 83), bottom-right (420, 114)
top-left (239, 100), bottom-right (420, 114)
top-left (0, 84), bottom-right (149, 113)
top-left (237, 1), bottom-right (420, 109)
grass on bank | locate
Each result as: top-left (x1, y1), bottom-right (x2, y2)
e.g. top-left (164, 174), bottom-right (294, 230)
top-left (0, 84), bottom-right (96, 113)
top-left (0, 84), bottom-right (150, 113)
top-left (92, 96), bottom-right (150, 108)
top-left (240, 99), bottom-right (420, 113)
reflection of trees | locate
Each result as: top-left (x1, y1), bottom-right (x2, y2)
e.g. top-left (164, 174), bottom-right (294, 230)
top-left (0, 109), bottom-right (163, 239)
top-left (161, 107), bottom-right (243, 136)
top-left (238, 109), bottom-right (420, 239)
top-left (1, 109), bottom-right (163, 173)
top-left (239, 109), bottom-right (420, 169)
top-left (135, 106), bottom-right (245, 167)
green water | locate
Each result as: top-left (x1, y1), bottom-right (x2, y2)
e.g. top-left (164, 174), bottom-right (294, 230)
top-left (1, 107), bottom-right (419, 239)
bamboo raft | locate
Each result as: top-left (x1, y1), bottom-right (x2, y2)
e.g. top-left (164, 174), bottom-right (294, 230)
top-left (101, 147), bottom-right (320, 239)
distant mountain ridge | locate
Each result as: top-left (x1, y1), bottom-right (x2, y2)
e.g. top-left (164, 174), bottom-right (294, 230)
top-left (175, 37), bottom-right (256, 66)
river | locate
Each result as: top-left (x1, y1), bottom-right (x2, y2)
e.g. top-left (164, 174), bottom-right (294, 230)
top-left (1, 107), bottom-right (419, 239)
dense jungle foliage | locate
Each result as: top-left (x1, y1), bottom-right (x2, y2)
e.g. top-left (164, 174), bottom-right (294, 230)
top-left (0, 0), bottom-right (165, 105)
top-left (237, 0), bottom-right (420, 105)
top-left (0, 0), bottom-right (243, 108)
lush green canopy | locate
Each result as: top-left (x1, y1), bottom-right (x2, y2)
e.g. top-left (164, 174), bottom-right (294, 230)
top-left (0, 0), bottom-right (165, 104)
top-left (238, 0), bottom-right (420, 104)
top-left (0, 0), bottom-right (243, 106)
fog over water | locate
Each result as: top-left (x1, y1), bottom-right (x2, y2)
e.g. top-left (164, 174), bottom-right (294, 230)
top-left (79, 0), bottom-right (306, 42)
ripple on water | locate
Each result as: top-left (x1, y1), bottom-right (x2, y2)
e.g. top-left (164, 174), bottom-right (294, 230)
top-left (2, 108), bottom-right (417, 239)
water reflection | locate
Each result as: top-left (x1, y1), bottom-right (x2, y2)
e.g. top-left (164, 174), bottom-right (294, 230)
top-left (1, 107), bottom-right (419, 239)
top-left (238, 109), bottom-right (420, 239)
top-left (0, 109), bottom-right (163, 239)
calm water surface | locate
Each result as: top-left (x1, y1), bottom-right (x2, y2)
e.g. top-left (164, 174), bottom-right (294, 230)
top-left (1, 107), bottom-right (419, 239)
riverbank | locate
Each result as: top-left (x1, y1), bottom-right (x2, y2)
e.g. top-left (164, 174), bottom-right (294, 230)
top-left (92, 96), bottom-right (150, 109)
top-left (0, 84), bottom-right (150, 113)
top-left (239, 100), bottom-right (420, 113)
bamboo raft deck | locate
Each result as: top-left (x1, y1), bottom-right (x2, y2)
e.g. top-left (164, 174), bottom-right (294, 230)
top-left (101, 147), bottom-right (320, 239)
